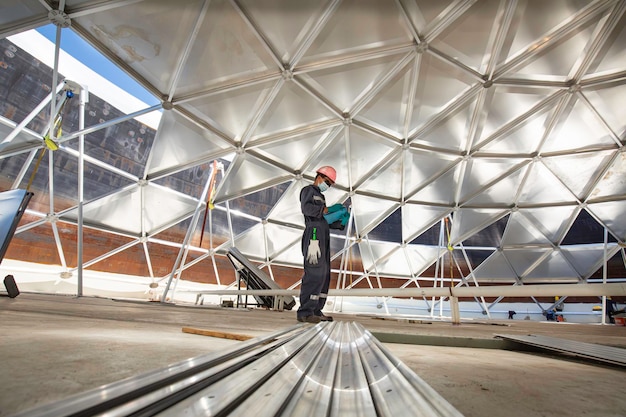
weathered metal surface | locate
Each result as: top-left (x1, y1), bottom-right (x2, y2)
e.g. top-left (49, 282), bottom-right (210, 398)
top-left (496, 333), bottom-right (626, 367)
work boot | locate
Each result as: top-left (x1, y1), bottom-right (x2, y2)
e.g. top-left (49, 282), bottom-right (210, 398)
top-left (297, 315), bottom-right (321, 323)
top-left (319, 313), bottom-right (333, 322)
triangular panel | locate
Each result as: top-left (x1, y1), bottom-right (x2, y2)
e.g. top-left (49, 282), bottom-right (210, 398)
top-left (358, 59), bottom-right (413, 137)
top-left (463, 165), bottom-right (528, 207)
top-left (358, 239), bottom-right (397, 272)
top-left (542, 98), bottom-right (616, 153)
top-left (253, 129), bottom-right (333, 171)
top-left (587, 200), bottom-right (626, 241)
top-left (182, 80), bottom-right (276, 141)
top-left (517, 162), bottom-right (577, 205)
top-left (429, 0), bottom-right (500, 72)
top-left (231, 223), bottom-right (266, 261)
top-left (477, 86), bottom-right (557, 143)
top-left (250, 81), bottom-right (337, 139)
top-left (153, 161), bottom-right (213, 200)
top-left (212, 152), bottom-right (292, 203)
top-left (405, 244), bottom-right (445, 276)
top-left (348, 126), bottom-right (399, 187)
top-left (459, 157), bottom-right (525, 203)
top-left (503, 247), bottom-right (550, 278)
top-left (502, 211), bottom-right (552, 246)
top-left (273, 241), bottom-right (305, 267)
top-left (520, 205), bottom-right (578, 243)
top-left (408, 162), bottom-right (462, 205)
top-left (522, 249), bottom-right (581, 282)
top-left (300, 54), bottom-right (406, 113)
top-left (477, 111), bottom-right (551, 154)
top-left (583, 84), bottom-right (626, 141)
top-left (351, 194), bottom-right (398, 237)
top-left (449, 208), bottom-right (509, 245)
top-left (264, 222), bottom-right (302, 260)
top-left (399, 0), bottom-right (454, 33)
top-left (585, 9), bottom-right (626, 75)
top-left (368, 246), bottom-right (411, 277)
top-left (238, 0), bottom-right (328, 64)
top-left (471, 251), bottom-right (518, 283)
top-left (543, 150), bottom-right (615, 200)
top-left (61, 183), bottom-right (197, 237)
top-left (358, 153), bottom-right (403, 200)
top-left (499, 1), bottom-right (591, 64)
top-left (588, 151), bottom-right (626, 200)
top-left (410, 52), bottom-right (477, 132)
top-left (368, 208), bottom-right (402, 243)
top-left (174, 0), bottom-right (278, 96)
top-left (300, 0), bottom-right (412, 63)
top-left (147, 110), bottom-right (232, 177)
top-left (136, 183), bottom-right (198, 236)
top-left (561, 244), bottom-right (620, 279)
top-left (414, 97), bottom-right (477, 151)
top-left (507, 21), bottom-right (602, 81)
top-left (402, 203), bottom-right (451, 243)
top-left (74, 0), bottom-right (206, 93)
top-left (266, 179), bottom-right (308, 227)
top-left (229, 181), bottom-right (290, 220)
top-left (404, 148), bottom-right (461, 197)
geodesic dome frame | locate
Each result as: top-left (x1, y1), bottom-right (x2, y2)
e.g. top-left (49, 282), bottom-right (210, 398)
top-left (1, 0), bottom-right (626, 317)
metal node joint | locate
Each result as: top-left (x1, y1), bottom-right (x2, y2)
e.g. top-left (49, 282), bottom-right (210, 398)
top-left (48, 9), bottom-right (71, 28)
top-left (415, 42), bottom-right (428, 53)
top-left (281, 68), bottom-right (293, 80)
top-left (568, 84), bottom-right (581, 94)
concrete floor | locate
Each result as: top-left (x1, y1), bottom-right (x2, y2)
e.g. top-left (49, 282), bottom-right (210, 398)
top-left (1, 293), bottom-right (625, 417)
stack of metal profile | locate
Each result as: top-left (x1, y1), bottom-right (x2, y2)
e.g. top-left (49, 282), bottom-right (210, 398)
top-left (15, 322), bottom-right (463, 417)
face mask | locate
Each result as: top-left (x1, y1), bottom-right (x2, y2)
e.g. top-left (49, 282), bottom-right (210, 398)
top-left (318, 181), bottom-right (329, 193)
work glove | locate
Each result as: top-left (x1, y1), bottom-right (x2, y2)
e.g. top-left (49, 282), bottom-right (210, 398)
top-left (324, 206), bottom-right (347, 225)
top-left (327, 208), bottom-right (351, 230)
top-left (327, 203), bottom-right (345, 214)
top-left (340, 210), bottom-right (350, 226)
top-left (307, 239), bottom-right (321, 265)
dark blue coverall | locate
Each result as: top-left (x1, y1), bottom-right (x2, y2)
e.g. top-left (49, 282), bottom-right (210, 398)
top-left (297, 184), bottom-right (331, 320)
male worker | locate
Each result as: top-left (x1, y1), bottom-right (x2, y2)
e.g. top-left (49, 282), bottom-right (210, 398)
top-left (297, 166), bottom-right (337, 323)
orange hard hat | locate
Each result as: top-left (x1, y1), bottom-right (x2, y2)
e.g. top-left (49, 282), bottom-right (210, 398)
top-left (316, 166), bottom-right (336, 183)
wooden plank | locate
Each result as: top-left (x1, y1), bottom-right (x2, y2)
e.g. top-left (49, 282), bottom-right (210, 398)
top-left (182, 326), bottom-right (253, 341)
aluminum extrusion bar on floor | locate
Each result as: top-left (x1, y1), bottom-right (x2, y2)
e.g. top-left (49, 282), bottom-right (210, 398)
top-left (14, 322), bottom-right (464, 417)
top-left (12, 324), bottom-right (306, 417)
top-left (495, 334), bottom-right (626, 367)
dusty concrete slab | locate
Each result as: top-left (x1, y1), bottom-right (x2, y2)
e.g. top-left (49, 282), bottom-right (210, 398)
top-left (1, 293), bottom-right (625, 417)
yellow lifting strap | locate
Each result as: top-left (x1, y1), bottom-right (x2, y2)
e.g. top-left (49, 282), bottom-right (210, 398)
top-left (199, 160), bottom-right (219, 248)
top-left (444, 217), bottom-right (453, 280)
top-left (25, 94), bottom-right (70, 192)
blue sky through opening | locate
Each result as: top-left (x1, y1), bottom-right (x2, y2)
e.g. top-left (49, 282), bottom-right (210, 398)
top-left (37, 25), bottom-right (160, 106)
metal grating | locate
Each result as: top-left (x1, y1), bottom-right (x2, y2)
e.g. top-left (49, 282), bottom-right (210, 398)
top-left (496, 333), bottom-right (626, 367)
top-left (14, 321), bottom-right (463, 417)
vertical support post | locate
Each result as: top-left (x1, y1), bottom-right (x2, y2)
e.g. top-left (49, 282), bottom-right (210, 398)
top-left (602, 227), bottom-right (608, 324)
top-left (77, 85), bottom-right (88, 296)
top-left (450, 295), bottom-right (460, 325)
